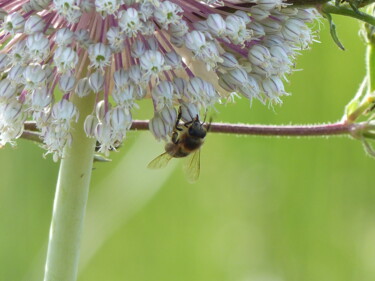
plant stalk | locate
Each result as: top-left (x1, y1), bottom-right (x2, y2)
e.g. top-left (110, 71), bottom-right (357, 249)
top-left (43, 92), bottom-right (96, 281)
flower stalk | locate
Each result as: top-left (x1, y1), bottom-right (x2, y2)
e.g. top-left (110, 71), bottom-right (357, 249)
top-left (43, 92), bottom-right (96, 281)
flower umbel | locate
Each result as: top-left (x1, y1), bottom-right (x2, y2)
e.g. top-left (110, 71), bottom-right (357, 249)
top-left (0, 0), bottom-right (318, 160)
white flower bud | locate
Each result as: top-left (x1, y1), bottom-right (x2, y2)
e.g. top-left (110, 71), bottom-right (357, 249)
top-left (8, 65), bottom-right (25, 84)
top-left (112, 85), bottom-right (135, 107)
top-left (59, 74), bottom-right (76, 93)
top-left (75, 29), bottom-right (91, 47)
top-left (159, 106), bottom-right (177, 126)
top-left (206, 14), bottom-right (226, 37)
top-left (95, 0), bottom-right (120, 17)
top-left (0, 79), bottom-right (17, 101)
top-left (23, 64), bottom-right (47, 90)
top-left (30, 87), bottom-right (52, 110)
top-left (180, 103), bottom-right (199, 122)
top-left (113, 69), bottom-right (130, 90)
top-left (75, 78), bottom-right (91, 97)
top-left (96, 100), bottom-right (111, 121)
top-left (154, 1), bottom-right (183, 28)
top-left (250, 6), bottom-right (271, 21)
top-left (185, 31), bottom-right (206, 52)
top-left (54, 46), bottom-right (79, 73)
top-left (26, 32), bottom-right (50, 62)
top-left (234, 10), bottom-right (251, 24)
top-left (262, 76), bottom-right (287, 100)
top-left (118, 8), bottom-right (141, 37)
top-left (88, 71), bottom-right (104, 93)
top-left (3, 12), bottom-right (25, 34)
top-left (84, 115), bottom-right (98, 137)
top-left (169, 21), bottom-right (188, 37)
top-left (152, 81), bottom-right (175, 111)
top-left (24, 15), bottom-right (46, 34)
top-left (0, 54), bottom-right (10, 71)
top-left (248, 45), bottom-right (271, 66)
top-left (55, 28), bottom-right (75, 46)
top-left (226, 15), bottom-right (251, 45)
top-left (88, 43), bottom-right (112, 70)
top-left (164, 51), bottom-right (182, 68)
top-left (107, 27), bottom-right (124, 52)
top-left (52, 99), bottom-right (78, 122)
top-left (129, 65), bottom-right (142, 84)
top-left (219, 52), bottom-right (239, 70)
top-left (261, 18), bottom-right (282, 34)
top-left (106, 106), bottom-right (132, 132)
top-left (131, 40), bottom-right (146, 58)
top-left (140, 50), bottom-right (166, 79)
top-left (248, 22), bottom-right (266, 38)
top-left (149, 112), bottom-right (172, 141)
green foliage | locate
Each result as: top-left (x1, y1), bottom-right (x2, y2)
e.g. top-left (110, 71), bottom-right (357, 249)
top-left (1, 18), bottom-right (375, 281)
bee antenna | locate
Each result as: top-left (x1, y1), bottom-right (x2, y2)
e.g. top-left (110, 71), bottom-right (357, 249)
top-left (201, 110), bottom-right (208, 125)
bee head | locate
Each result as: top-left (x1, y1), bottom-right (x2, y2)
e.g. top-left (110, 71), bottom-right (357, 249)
top-left (188, 120), bottom-right (207, 139)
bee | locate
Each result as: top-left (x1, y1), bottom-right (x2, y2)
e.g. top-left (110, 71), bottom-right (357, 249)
top-left (148, 108), bottom-right (211, 183)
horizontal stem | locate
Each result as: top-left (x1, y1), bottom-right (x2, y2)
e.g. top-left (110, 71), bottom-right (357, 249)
top-left (21, 120), bottom-right (364, 139)
top-left (130, 120), bottom-right (357, 137)
top-left (20, 130), bottom-right (42, 143)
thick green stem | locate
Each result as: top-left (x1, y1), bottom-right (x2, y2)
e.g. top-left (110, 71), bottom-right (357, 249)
top-left (321, 3), bottom-right (375, 26)
top-left (43, 93), bottom-right (96, 281)
top-left (367, 39), bottom-right (375, 92)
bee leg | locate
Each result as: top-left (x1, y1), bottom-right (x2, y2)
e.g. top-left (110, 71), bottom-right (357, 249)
top-left (175, 107), bottom-right (183, 131)
top-left (171, 131), bottom-right (179, 144)
top-left (183, 115), bottom-right (197, 127)
top-left (206, 117), bottom-right (213, 132)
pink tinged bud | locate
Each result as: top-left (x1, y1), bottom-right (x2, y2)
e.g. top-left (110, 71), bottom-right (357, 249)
top-left (164, 51), bottom-right (182, 68)
top-left (296, 8), bottom-right (318, 22)
top-left (248, 45), bottom-right (271, 66)
top-left (0, 100), bottom-right (24, 124)
top-left (149, 113), bottom-right (172, 141)
top-left (147, 37), bottom-right (159, 51)
top-left (131, 40), bottom-right (146, 58)
top-left (113, 69), bottom-right (130, 90)
top-left (52, 99), bottom-right (78, 122)
top-left (55, 28), bottom-right (75, 46)
top-left (3, 12), bottom-right (25, 34)
top-left (227, 68), bottom-right (250, 86)
top-left (219, 52), bottom-right (239, 70)
top-left (88, 71), bottom-right (104, 93)
top-left (262, 76), bottom-right (287, 100)
top-left (84, 115), bottom-right (98, 137)
top-left (173, 77), bottom-right (187, 97)
top-left (185, 31), bottom-right (206, 52)
top-left (250, 6), bottom-right (271, 21)
top-left (75, 78), bottom-right (91, 97)
top-left (0, 79), bottom-right (17, 101)
top-left (234, 10), bottom-right (251, 24)
top-left (206, 14), bottom-right (226, 37)
top-left (248, 22), bottom-right (266, 38)
top-left (0, 54), bottom-right (10, 71)
top-left (106, 107), bottom-right (132, 132)
top-left (180, 103), bottom-right (199, 122)
top-left (59, 74), bottom-right (76, 93)
top-left (24, 15), bottom-right (46, 34)
top-left (8, 65), bottom-right (25, 84)
top-left (159, 106), bottom-right (177, 126)
top-left (260, 19), bottom-right (282, 34)
top-left (31, 87), bottom-right (53, 110)
top-left (152, 81), bottom-right (175, 111)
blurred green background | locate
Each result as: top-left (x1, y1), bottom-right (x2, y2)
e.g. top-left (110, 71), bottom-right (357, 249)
top-left (1, 17), bottom-right (375, 281)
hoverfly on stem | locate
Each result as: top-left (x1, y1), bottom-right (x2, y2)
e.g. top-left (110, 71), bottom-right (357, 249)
top-left (148, 107), bottom-right (211, 183)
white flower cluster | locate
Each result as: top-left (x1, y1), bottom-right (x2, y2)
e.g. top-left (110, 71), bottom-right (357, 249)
top-left (0, 0), bottom-right (318, 160)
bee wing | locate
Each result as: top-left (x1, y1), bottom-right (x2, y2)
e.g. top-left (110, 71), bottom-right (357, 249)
top-left (183, 149), bottom-right (201, 183)
top-left (147, 152), bottom-right (173, 169)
